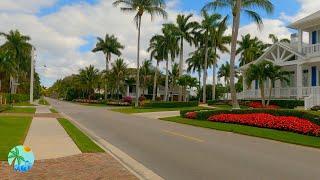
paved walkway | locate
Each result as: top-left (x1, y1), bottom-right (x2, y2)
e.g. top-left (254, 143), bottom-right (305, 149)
top-left (133, 111), bottom-right (180, 119)
top-left (1, 153), bottom-right (137, 179)
top-left (24, 106), bottom-right (81, 160)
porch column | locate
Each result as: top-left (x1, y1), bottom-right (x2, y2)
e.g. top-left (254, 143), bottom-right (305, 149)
top-left (126, 85), bottom-right (130, 97)
top-left (297, 64), bottom-right (303, 99)
top-left (298, 29), bottom-right (303, 53)
top-left (275, 80), bottom-right (281, 98)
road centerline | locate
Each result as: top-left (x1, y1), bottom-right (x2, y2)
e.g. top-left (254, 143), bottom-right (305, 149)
top-left (162, 129), bottom-right (205, 143)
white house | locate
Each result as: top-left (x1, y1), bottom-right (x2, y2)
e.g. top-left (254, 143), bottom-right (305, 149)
top-left (239, 10), bottom-right (320, 109)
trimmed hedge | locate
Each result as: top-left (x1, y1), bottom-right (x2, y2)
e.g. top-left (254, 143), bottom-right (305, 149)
top-left (2, 93), bottom-right (29, 103)
top-left (142, 101), bottom-right (199, 108)
top-left (180, 109), bottom-right (320, 126)
top-left (240, 99), bottom-right (304, 109)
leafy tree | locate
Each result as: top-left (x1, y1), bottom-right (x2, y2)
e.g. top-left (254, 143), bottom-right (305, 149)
top-left (111, 58), bottom-right (128, 100)
top-left (140, 59), bottom-right (153, 95)
top-left (78, 65), bottom-right (99, 100)
top-left (203, 0), bottom-right (274, 109)
top-left (177, 74), bottom-right (198, 101)
top-left (113, 0), bottom-right (167, 106)
top-left (92, 34), bottom-right (124, 99)
top-left (218, 62), bottom-right (231, 87)
top-left (169, 63), bottom-right (179, 101)
top-left (268, 34), bottom-right (290, 44)
top-left (186, 50), bottom-right (203, 91)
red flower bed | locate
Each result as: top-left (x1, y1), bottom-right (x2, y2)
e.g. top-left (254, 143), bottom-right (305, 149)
top-left (248, 102), bottom-right (279, 109)
top-left (185, 112), bottom-right (197, 119)
top-left (208, 113), bottom-right (320, 136)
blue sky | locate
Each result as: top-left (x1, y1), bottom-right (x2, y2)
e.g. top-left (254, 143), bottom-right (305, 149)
top-left (0, 0), bottom-right (314, 87)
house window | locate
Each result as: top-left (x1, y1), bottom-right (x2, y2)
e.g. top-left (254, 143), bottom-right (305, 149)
top-left (303, 70), bottom-right (309, 87)
top-left (312, 31), bottom-right (317, 44)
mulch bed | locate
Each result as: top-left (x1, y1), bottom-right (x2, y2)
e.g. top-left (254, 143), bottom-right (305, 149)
top-left (0, 153), bottom-right (137, 180)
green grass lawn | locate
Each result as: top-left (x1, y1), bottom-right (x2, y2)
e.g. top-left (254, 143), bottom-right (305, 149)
top-left (112, 106), bottom-right (210, 114)
top-left (0, 116), bottom-right (32, 160)
top-left (50, 108), bottom-right (58, 113)
top-left (13, 102), bottom-right (35, 106)
top-left (3, 107), bottom-right (36, 113)
top-left (211, 104), bottom-right (249, 110)
top-left (58, 118), bottom-right (104, 153)
top-left (160, 116), bottom-right (320, 149)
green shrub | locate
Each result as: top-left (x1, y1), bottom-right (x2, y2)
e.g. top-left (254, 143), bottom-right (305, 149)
top-left (240, 99), bottom-right (304, 109)
top-left (181, 109), bottom-right (320, 125)
top-left (142, 101), bottom-right (199, 108)
top-left (2, 93), bottom-right (29, 103)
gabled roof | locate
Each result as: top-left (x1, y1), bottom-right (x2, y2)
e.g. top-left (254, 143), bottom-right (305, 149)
top-left (240, 42), bottom-right (305, 70)
top-left (288, 10), bottom-right (320, 30)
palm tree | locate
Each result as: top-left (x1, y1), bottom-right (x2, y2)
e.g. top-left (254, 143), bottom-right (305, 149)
top-left (210, 16), bottom-right (230, 100)
top-left (196, 11), bottom-right (222, 103)
top-left (245, 61), bottom-right (271, 106)
top-left (92, 34), bottom-right (124, 100)
top-left (0, 50), bottom-right (16, 93)
top-left (265, 62), bottom-right (290, 106)
top-left (186, 50), bottom-right (203, 95)
top-left (78, 65), bottom-right (99, 100)
top-left (148, 36), bottom-right (166, 100)
top-left (218, 62), bottom-right (231, 87)
top-left (140, 59), bottom-right (153, 95)
top-left (268, 34), bottom-right (290, 44)
top-left (170, 14), bottom-right (198, 101)
top-left (111, 58), bottom-right (128, 100)
top-left (113, 0), bottom-right (167, 107)
top-left (169, 63), bottom-right (179, 101)
top-left (237, 34), bottom-right (266, 66)
top-left (177, 74), bottom-right (198, 102)
top-left (203, 0), bottom-right (274, 109)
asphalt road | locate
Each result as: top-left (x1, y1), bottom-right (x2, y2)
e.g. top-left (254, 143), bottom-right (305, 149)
top-left (48, 98), bottom-right (320, 180)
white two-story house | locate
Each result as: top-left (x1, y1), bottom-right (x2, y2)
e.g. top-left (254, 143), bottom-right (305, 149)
top-left (239, 10), bottom-right (320, 109)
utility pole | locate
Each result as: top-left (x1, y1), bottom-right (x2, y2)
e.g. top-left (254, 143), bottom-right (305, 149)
top-left (30, 47), bottom-right (35, 104)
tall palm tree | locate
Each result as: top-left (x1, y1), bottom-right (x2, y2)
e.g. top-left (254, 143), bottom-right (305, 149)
top-left (210, 16), bottom-right (230, 100)
top-left (237, 34), bottom-right (266, 66)
top-left (113, 0), bottom-right (167, 107)
top-left (186, 50), bottom-right (203, 95)
top-left (203, 0), bottom-right (274, 109)
top-left (196, 11), bottom-right (222, 103)
top-left (0, 50), bottom-right (16, 93)
top-left (111, 58), bottom-right (128, 100)
top-left (169, 63), bottom-right (179, 101)
top-left (78, 65), bottom-right (99, 100)
top-left (92, 34), bottom-right (124, 100)
top-left (170, 14), bottom-right (198, 101)
top-left (140, 59), bottom-right (153, 95)
top-left (218, 62), bottom-right (231, 87)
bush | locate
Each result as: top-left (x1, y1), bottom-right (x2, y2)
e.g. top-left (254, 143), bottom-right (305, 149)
top-left (142, 101), bottom-right (199, 108)
top-left (181, 109), bottom-right (320, 126)
top-left (123, 96), bottom-right (133, 104)
top-left (2, 93), bottom-right (29, 103)
top-left (248, 102), bottom-right (279, 109)
top-left (241, 99), bottom-right (304, 109)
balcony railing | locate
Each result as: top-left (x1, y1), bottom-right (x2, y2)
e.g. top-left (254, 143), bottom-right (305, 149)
top-left (302, 43), bottom-right (320, 56)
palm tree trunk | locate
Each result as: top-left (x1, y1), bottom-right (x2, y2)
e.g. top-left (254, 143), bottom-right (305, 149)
top-left (198, 70), bottom-right (201, 101)
top-left (178, 38), bottom-right (184, 101)
top-left (152, 61), bottom-right (159, 101)
top-left (202, 32), bottom-right (209, 103)
top-left (104, 53), bottom-right (110, 100)
top-left (229, 0), bottom-right (241, 109)
top-left (184, 86), bottom-right (187, 102)
top-left (212, 64), bottom-right (216, 100)
top-left (267, 79), bottom-right (273, 106)
top-left (164, 59), bottom-right (169, 101)
top-left (135, 15), bottom-right (142, 107)
top-left (260, 82), bottom-right (266, 107)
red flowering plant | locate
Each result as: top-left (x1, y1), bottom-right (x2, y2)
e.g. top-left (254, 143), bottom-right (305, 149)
top-left (185, 112), bottom-right (197, 119)
top-left (208, 113), bottom-right (320, 136)
top-left (248, 101), bottom-right (279, 109)
top-left (123, 96), bottom-right (133, 104)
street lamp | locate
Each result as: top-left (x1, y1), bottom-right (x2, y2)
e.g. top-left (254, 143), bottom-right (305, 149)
top-left (30, 47), bottom-right (36, 104)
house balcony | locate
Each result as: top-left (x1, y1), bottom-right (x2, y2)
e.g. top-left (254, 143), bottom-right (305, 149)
top-left (302, 43), bottom-right (320, 56)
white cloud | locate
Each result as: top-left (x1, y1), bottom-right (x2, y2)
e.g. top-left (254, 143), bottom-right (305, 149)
top-left (280, 0), bottom-right (320, 22)
top-left (0, 0), bottom-right (56, 13)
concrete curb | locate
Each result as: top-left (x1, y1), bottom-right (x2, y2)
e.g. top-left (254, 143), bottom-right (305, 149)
top-left (60, 112), bottom-right (163, 180)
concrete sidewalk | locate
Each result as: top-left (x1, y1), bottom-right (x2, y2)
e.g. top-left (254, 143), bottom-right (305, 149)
top-left (24, 106), bottom-right (81, 160)
top-left (133, 111), bottom-right (180, 119)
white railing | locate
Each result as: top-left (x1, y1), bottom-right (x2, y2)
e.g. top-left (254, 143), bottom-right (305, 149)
top-left (303, 43), bottom-right (320, 56)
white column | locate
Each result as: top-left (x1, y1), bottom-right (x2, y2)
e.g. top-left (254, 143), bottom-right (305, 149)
top-left (126, 85), bottom-right (130, 97)
top-left (298, 29), bottom-right (303, 53)
top-left (30, 48), bottom-right (35, 104)
top-left (297, 64), bottom-right (303, 99)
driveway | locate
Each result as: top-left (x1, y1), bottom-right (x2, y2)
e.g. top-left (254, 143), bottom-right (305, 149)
top-left (48, 98), bottom-right (320, 180)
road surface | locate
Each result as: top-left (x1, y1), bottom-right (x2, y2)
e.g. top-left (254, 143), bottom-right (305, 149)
top-left (48, 98), bottom-right (320, 180)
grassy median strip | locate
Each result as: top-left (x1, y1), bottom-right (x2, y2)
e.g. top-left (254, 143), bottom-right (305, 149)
top-left (0, 116), bottom-right (32, 160)
top-left (58, 118), bottom-right (104, 153)
top-left (112, 106), bottom-right (210, 114)
top-left (160, 116), bottom-right (320, 149)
